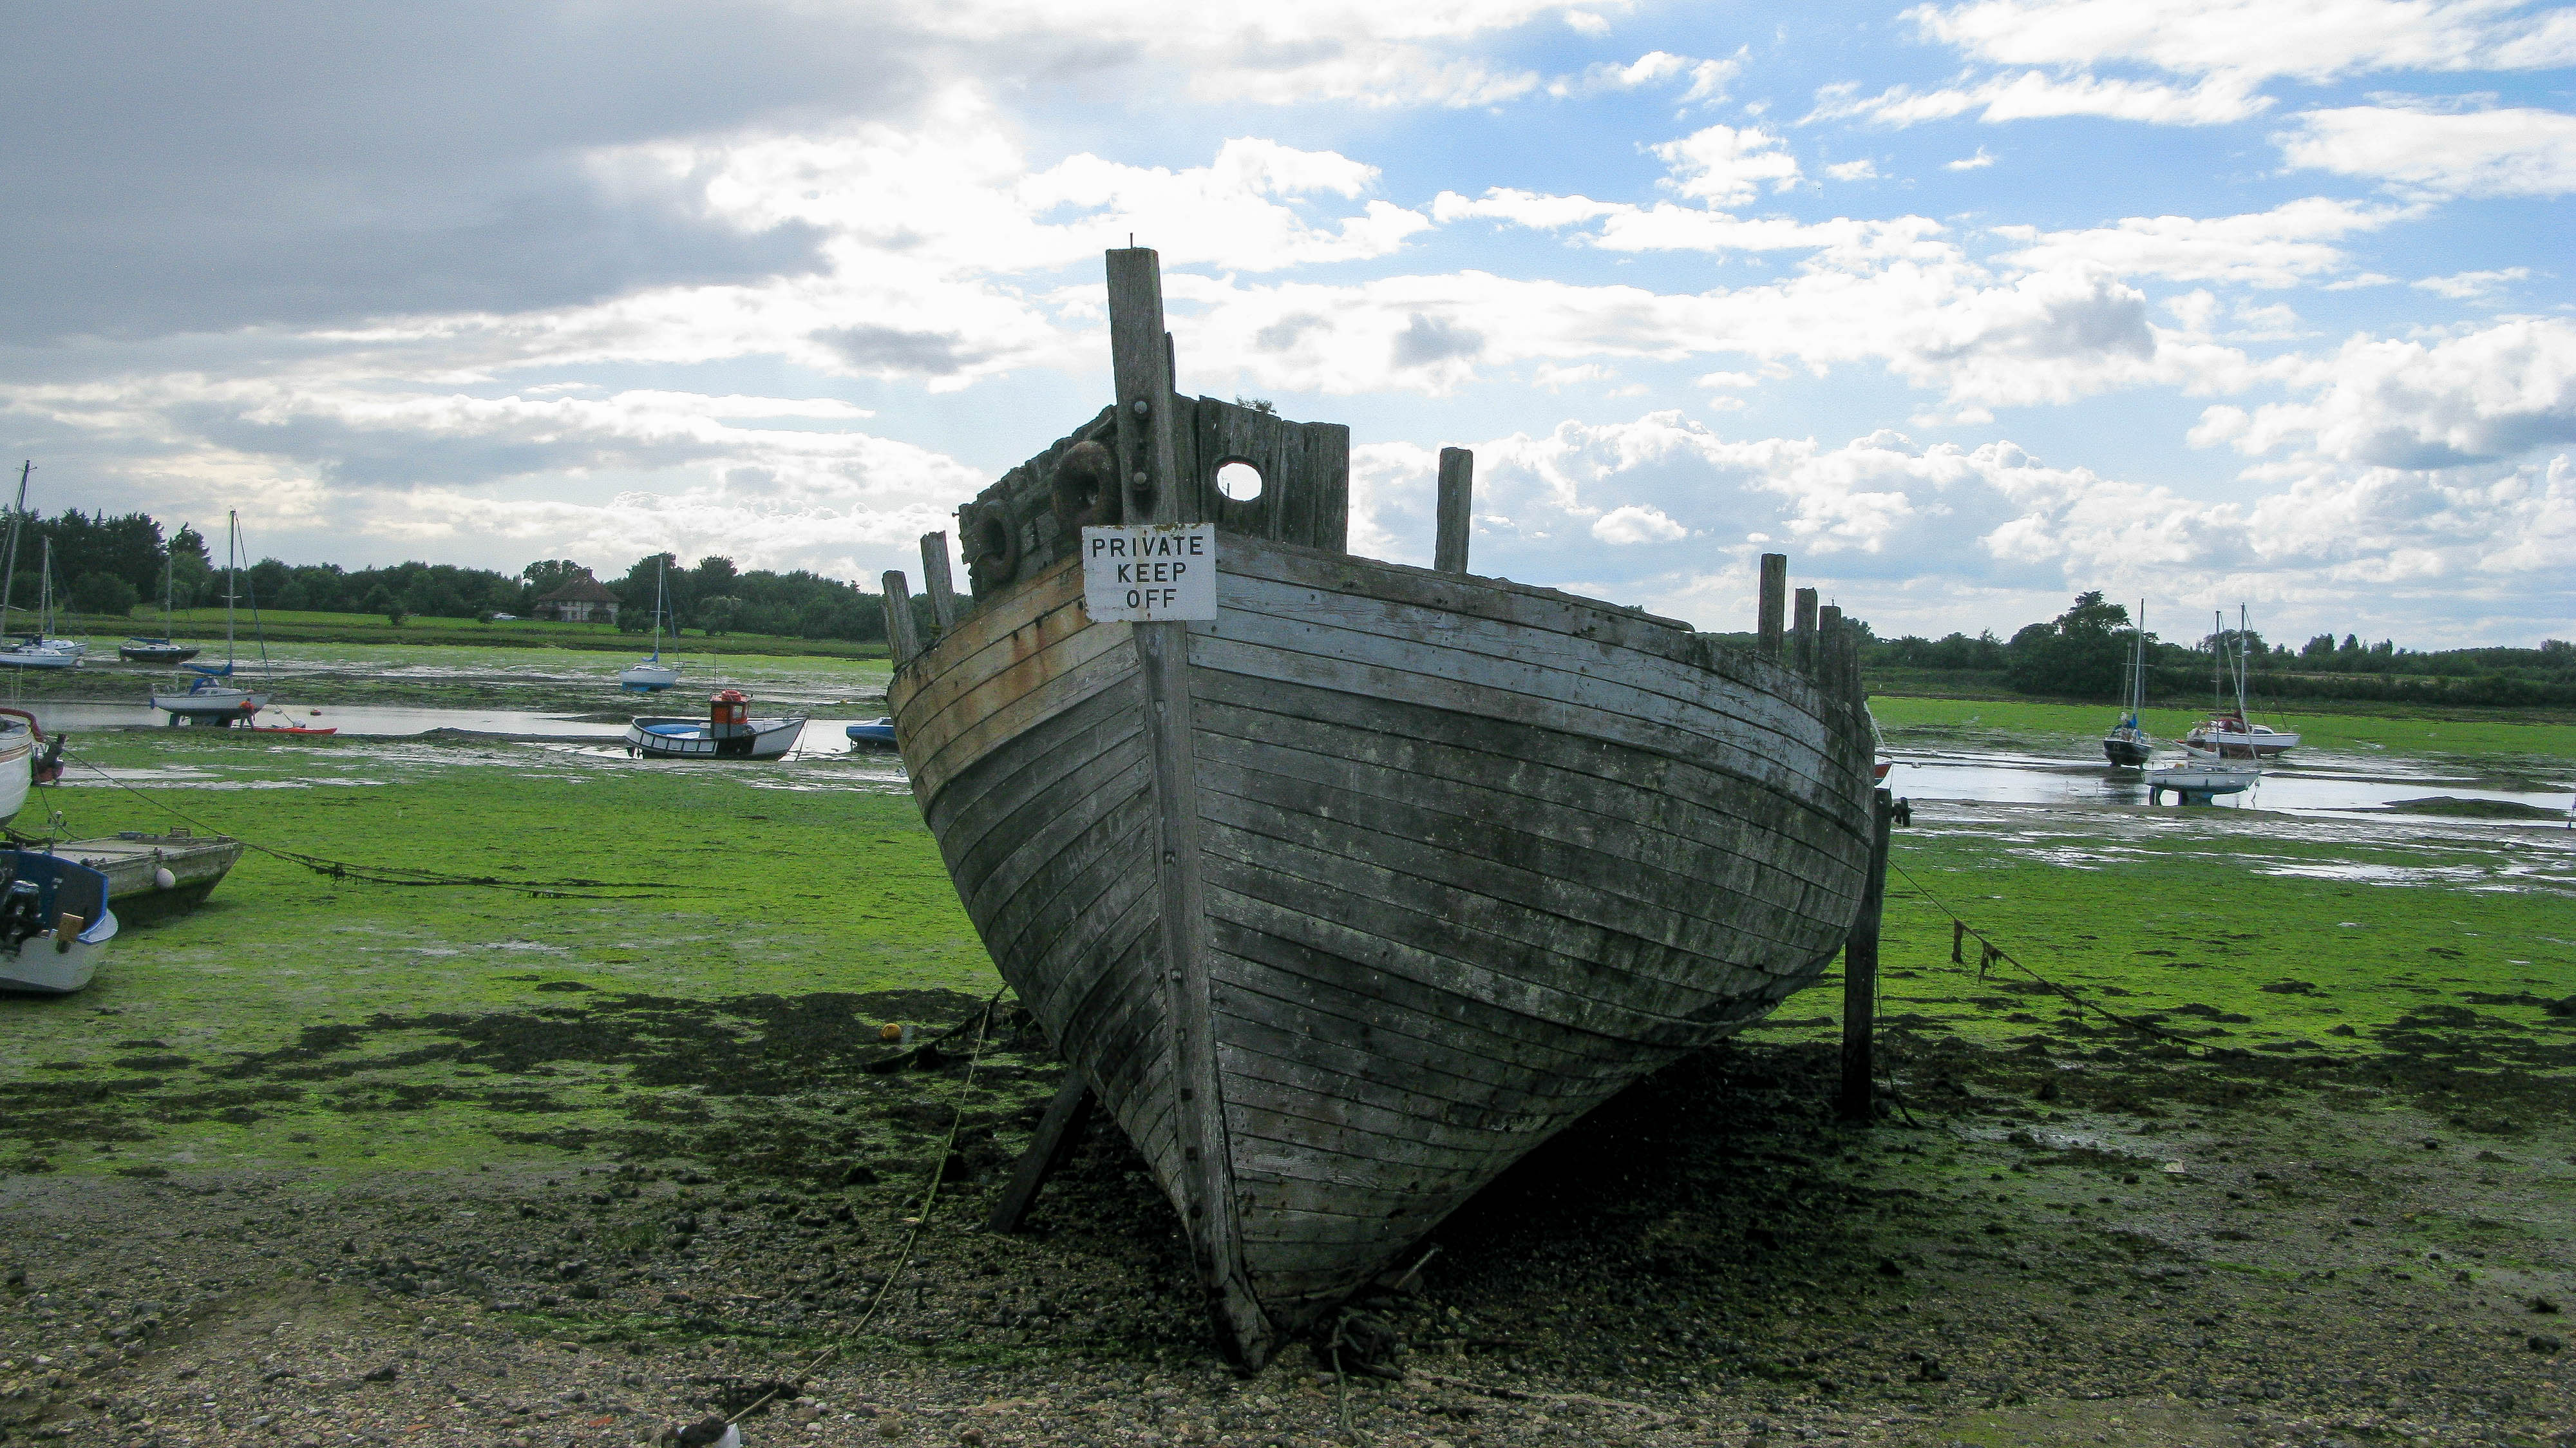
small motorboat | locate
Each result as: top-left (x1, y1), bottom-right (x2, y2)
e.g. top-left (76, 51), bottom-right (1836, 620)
top-left (0, 639), bottom-right (79, 670)
top-left (0, 850), bottom-right (119, 995)
top-left (2148, 756), bottom-right (2258, 805)
top-left (846, 717), bottom-right (898, 750)
top-left (119, 638), bottom-right (200, 665)
top-left (625, 689), bottom-right (805, 760)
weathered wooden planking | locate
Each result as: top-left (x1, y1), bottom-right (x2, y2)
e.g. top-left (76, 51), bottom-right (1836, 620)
top-left (1204, 570), bottom-right (1852, 801)
top-left (1189, 397), bottom-right (1351, 551)
top-left (1188, 672), bottom-right (1863, 894)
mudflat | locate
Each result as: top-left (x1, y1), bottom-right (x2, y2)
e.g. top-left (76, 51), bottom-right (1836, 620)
top-left (0, 689), bottom-right (2567, 1446)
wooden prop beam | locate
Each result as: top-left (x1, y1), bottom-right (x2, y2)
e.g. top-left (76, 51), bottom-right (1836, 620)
top-left (1757, 553), bottom-right (1787, 660)
top-left (1792, 587), bottom-right (1818, 678)
top-left (1434, 448), bottom-right (1474, 575)
top-left (985, 1072), bottom-right (1097, 1235)
top-left (1839, 787), bottom-right (1895, 1122)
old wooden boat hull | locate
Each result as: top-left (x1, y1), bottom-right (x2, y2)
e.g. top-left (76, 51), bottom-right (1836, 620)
top-left (890, 536), bottom-right (1875, 1361)
top-left (47, 832), bottom-right (244, 924)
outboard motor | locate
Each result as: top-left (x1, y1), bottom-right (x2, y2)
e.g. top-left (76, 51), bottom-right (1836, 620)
top-left (32, 732), bottom-right (63, 785)
top-left (0, 877), bottom-right (44, 953)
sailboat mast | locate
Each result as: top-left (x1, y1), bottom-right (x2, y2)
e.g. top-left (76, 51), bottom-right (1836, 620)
top-left (2237, 604), bottom-right (2252, 720)
top-left (652, 556), bottom-right (666, 661)
top-left (38, 539), bottom-right (52, 638)
top-left (0, 462), bottom-right (26, 640)
top-left (225, 511), bottom-right (238, 667)
top-left (2132, 599), bottom-right (2148, 713)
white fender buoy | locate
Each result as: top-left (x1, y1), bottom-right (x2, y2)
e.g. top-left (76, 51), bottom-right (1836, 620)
top-left (153, 866), bottom-right (178, 890)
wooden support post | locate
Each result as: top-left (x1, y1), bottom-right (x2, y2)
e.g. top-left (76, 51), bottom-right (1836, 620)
top-left (1434, 448), bottom-right (1474, 574)
top-left (1101, 247), bottom-right (1269, 1366)
top-left (1840, 787), bottom-right (1895, 1123)
top-left (1817, 604), bottom-right (1844, 687)
top-left (1793, 587), bottom-right (1818, 676)
top-left (985, 1072), bottom-right (1097, 1235)
top-left (1757, 553), bottom-right (1787, 660)
top-left (918, 532), bottom-right (958, 634)
top-left (881, 571), bottom-right (919, 665)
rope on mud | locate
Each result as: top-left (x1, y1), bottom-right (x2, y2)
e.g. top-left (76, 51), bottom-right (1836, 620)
top-left (48, 749), bottom-right (683, 899)
top-left (724, 989), bottom-right (1006, 1429)
top-left (1886, 858), bottom-right (2211, 1055)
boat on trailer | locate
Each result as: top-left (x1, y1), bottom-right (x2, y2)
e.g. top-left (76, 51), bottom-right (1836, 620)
top-left (0, 851), bottom-right (118, 996)
top-left (881, 249), bottom-right (1878, 1367)
top-left (625, 689), bottom-right (805, 759)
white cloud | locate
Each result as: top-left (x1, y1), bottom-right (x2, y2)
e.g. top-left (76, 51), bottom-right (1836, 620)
top-left (2222, 318), bottom-right (2576, 468)
top-left (1551, 50), bottom-right (1740, 102)
top-left (1591, 503), bottom-right (1689, 542)
top-left (1994, 196), bottom-right (2403, 287)
top-left (2412, 266), bottom-right (2532, 300)
top-left (2278, 105), bottom-right (2576, 197)
top-left (1814, 70), bottom-right (2267, 128)
top-left (1946, 148), bottom-right (1996, 170)
top-left (1652, 124), bottom-right (1804, 205)
top-left (1825, 158), bottom-right (1880, 182)
top-left (1904, 0), bottom-right (2576, 86)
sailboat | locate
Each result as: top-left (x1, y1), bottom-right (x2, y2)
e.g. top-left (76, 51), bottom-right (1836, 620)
top-left (2184, 605), bottom-right (2299, 759)
top-left (2101, 599), bottom-right (2152, 767)
top-left (149, 513), bottom-right (273, 725)
top-left (617, 557), bottom-right (681, 692)
top-left (0, 466), bottom-right (80, 671)
top-left (120, 548), bottom-right (201, 665)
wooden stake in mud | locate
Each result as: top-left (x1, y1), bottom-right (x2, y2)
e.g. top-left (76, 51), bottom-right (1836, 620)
top-left (1839, 786), bottom-right (1895, 1122)
top-left (1434, 448), bottom-right (1474, 574)
top-left (986, 1072), bottom-right (1097, 1234)
top-left (1757, 553), bottom-right (1787, 660)
top-left (881, 571), bottom-right (919, 665)
top-left (918, 532), bottom-right (959, 634)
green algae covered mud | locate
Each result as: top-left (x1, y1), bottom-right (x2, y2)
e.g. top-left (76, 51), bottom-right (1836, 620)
top-left (0, 725), bottom-right (998, 1179)
top-left (0, 690), bottom-right (2571, 1443)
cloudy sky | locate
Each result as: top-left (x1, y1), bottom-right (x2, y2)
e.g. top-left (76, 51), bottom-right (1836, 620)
top-left (4, 0), bottom-right (2570, 645)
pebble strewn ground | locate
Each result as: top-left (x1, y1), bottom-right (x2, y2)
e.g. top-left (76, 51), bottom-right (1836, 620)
top-left (2, 1027), bottom-right (2570, 1448)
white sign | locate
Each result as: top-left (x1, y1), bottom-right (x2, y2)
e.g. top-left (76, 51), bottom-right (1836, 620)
top-left (1082, 524), bottom-right (1217, 622)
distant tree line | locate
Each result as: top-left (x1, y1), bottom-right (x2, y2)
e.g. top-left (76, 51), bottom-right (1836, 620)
top-left (1, 506), bottom-right (896, 643)
top-left (1874, 591), bottom-right (2576, 708)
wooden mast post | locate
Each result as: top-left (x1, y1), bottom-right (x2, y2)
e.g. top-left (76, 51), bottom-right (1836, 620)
top-left (881, 571), bottom-right (919, 665)
top-left (1792, 587), bottom-right (1818, 676)
top-left (1839, 786), bottom-right (1895, 1121)
top-left (1103, 246), bottom-right (1271, 1365)
top-left (918, 533), bottom-right (958, 634)
top-left (1434, 448), bottom-right (1474, 573)
top-left (1757, 553), bottom-right (1787, 660)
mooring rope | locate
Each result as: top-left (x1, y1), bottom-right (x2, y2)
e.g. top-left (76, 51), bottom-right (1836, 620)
top-left (1885, 858), bottom-right (2212, 1054)
top-left (723, 989), bottom-right (1005, 1430)
top-left (46, 750), bottom-right (681, 899)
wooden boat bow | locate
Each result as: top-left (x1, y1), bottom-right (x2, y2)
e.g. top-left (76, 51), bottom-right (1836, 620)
top-left (886, 249), bottom-right (1877, 1367)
